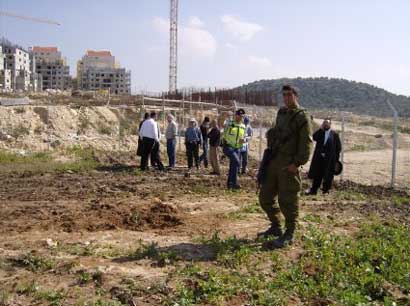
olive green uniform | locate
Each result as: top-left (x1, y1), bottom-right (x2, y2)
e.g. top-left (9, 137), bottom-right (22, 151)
top-left (259, 106), bottom-right (313, 234)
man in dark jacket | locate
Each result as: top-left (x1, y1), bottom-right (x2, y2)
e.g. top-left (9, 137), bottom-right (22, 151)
top-left (306, 118), bottom-right (341, 195)
top-left (208, 119), bottom-right (221, 175)
top-left (199, 117), bottom-right (210, 168)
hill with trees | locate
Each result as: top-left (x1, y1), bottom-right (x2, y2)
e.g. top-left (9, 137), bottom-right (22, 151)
top-left (237, 77), bottom-right (410, 118)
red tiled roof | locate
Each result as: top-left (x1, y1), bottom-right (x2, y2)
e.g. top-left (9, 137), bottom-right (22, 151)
top-left (86, 50), bottom-right (112, 56)
top-left (32, 46), bottom-right (58, 52)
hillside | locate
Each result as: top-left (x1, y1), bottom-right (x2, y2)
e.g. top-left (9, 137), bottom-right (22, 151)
top-left (237, 77), bottom-right (410, 118)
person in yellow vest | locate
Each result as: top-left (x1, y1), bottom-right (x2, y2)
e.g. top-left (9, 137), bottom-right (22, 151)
top-left (222, 108), bottom-right (246, 189)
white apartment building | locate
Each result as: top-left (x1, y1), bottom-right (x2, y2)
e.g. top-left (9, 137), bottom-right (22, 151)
top-left (0, 46), bottom-right (12, 91)
top-left (77, 50), bottom-right (131, 95)
top-left (0, 41), bottom-right (32, 91)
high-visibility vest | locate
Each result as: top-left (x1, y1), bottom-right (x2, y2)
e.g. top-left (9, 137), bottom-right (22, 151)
top-left (223, 122), bottom-right (246, 149)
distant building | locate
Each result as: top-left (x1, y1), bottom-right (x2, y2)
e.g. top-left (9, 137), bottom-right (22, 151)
top-left (31, 46), bottom-right (71, 91)
top-left (0, 39), bottom-right (32, 91)
top-left (77, 50), bottom-right (131, 95)
top-left (0, 45), bottom-right (12, 91)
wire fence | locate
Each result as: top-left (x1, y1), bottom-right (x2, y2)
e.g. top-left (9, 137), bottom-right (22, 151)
top-left (0, 97), bottom-right (408, 190)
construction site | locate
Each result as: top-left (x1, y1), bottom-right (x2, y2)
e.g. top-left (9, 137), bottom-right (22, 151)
top-left (1, 1), bottom-right (410, 306)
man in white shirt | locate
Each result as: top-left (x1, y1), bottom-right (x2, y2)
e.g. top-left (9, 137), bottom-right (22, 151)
top-left (139, 111), bottom-right (160, 171)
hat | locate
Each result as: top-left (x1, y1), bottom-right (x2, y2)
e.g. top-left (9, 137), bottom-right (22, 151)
top-left (235, 108), bottom-right (245, 116)
top-left (334, 161), bottom-right (343, 176)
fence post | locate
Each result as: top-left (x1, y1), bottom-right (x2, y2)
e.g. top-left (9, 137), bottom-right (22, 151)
top-left (386, 99), bottom-right (398, 188)
top-left (162, 94), bottom-right (166, 131)
top-left (259, 120), bottom-right (263, 162)
top-left (182, 93), bottom-right (185, 127)
top-left (189, 92), bottom-right (192, 118)
top-left (340, 112), bottom-right (345, 181)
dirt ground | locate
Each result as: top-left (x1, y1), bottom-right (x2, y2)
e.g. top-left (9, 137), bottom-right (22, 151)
top-left (1, 104), bottom-right (409, 305)
top-left (0, 151), bottom-right (409, 305)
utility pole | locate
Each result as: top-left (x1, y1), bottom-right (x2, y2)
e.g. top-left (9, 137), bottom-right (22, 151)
top-left (169, 0), bottom-right (178, 93)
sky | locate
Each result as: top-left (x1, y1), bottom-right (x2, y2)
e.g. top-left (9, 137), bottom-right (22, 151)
top-left (1, 0), bottom-right (410, 96)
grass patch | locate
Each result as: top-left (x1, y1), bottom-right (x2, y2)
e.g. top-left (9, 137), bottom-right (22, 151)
top-left (392, 195), bottom-right (410, 206)
top-left (15, 281), bottom-right (65, 306)
top-left (0, 290), bottom-right (11, 305)
top-left (333, 189), bottom-right (368, 201)
top-left (349, 144), bottom-right (367, 152)
top-left (0, 146), bottom-right (100, 174)
top-left (203, 233), bottom-right (255, 268)
top-left (77, 270), bottom-right (104, 287)
top-left (169, 221), bottom-right (410, 305)
top-left (11, 252), bottom-right (56, 272)
top-left (228, 202), bottom-right (263, 220)
top-left (129, 242), bottom-right (181, 267)
top-left (0, 151), bottom-right (51, 164)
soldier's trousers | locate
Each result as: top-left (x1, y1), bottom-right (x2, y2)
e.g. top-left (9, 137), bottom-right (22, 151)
top-left (258, 157), bottom-right (302, 233)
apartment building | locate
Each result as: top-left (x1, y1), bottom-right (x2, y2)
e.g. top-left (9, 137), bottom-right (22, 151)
top-left (0, 40), bottom-right (32, 91)
top-left (31, 46), bottom-right (71, 91)
top-left (77, 50), bottom-right (131, 95)
top-left (0, 45), bottom-right (12, 91)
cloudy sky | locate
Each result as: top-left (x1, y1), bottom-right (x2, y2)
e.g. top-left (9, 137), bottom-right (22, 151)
top-left (1, 0), bottom-right (410, 95)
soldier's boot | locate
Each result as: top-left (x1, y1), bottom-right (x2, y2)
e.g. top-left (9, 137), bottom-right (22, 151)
top-left (270, 229), bottom-right (294, 249)
top-left (257, 222), bottom-right (283, 239)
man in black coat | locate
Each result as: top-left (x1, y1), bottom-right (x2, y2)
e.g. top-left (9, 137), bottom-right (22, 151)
top-left (306, 118), bottom-right (341, 195)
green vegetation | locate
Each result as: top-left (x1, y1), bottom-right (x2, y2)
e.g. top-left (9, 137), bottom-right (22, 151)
top-left (130, 242), bottom-right (181, 267)
top-left (0, 146), bottom-right (100, 174)
top-left (11, 252), bottom-right (56, 272)
top-left (228, 202), bottom-right (263, 219)
top-left (333, 189), bottom-right (368, 201)
top-left (349, 144), bottom-right (368, 152)
top-left (0, 151), bottom-right (51, 164)
top-left (15, 281), bottom-right (65, 306)
top-left (77, 270), bottom-right (104, 287)
top-left (238, 77), bottom-right (410, 118)
top-left (168, 222), bottom-right (410, 305)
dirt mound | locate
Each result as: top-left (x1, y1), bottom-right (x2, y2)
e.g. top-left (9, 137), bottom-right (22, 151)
top-left (0, 197), bottom-right (183, 234)
top-left (335, 180), bottom-right (409, 198)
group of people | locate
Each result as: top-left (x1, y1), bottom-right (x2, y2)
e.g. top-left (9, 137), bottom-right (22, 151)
top-left (137, 110), bottom-right (254, 182)
top-left (137, 85), bottom-right (342, 250)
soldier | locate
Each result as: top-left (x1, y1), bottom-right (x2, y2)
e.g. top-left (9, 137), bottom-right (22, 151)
top-left (258, 85), bottom-right (313, 248)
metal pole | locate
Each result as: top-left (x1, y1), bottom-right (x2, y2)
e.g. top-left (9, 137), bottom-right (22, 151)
top-left (162, 94), bottom-right (166, 131)
top-left (259, 120), bottom-right (263, 161)
top-left (182, 93), bottom-right (185, 127)
top-left (386, 99), bottom-right (398, 188)
top-left (189, 92), bottom-right (192, 118)
top-left (340, 112), bottom-right (345, 181)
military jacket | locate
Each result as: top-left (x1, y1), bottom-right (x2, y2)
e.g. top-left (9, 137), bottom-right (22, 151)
top-left (267, 106), bottom-right (313, 166)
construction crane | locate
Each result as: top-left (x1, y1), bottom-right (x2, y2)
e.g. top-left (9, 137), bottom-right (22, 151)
top-left (169, 0), bottom-right (178, 93)
top-left (0, 10), bottom-right (60, 26)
